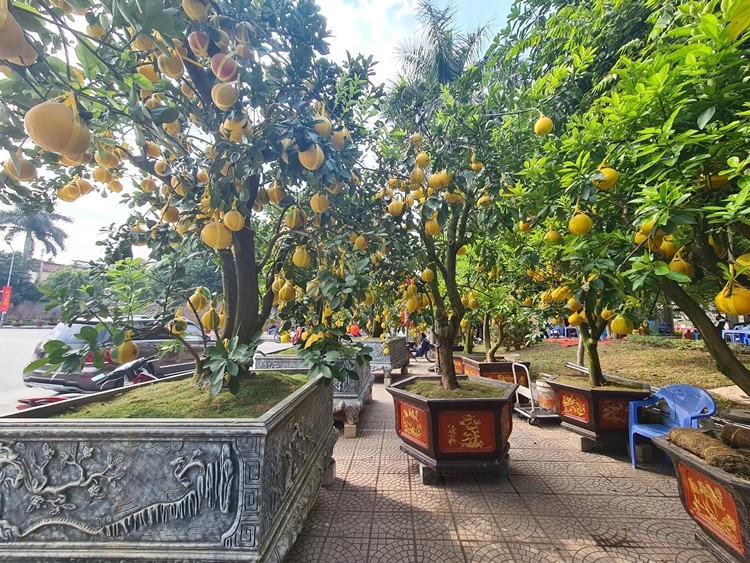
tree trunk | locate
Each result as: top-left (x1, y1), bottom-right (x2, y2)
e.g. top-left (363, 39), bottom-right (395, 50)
top-left (219, 250), bottom-right (237, 340)
top-left (576, 333), bottom-right (585, 365)
top-left (22, 232), bottom-right (32, 260)
top-left (371, 317), bottom-right (383, 338)
top-left (436, 314), bottom-right (459, 390)
top-left (462, 324), bottom-right (473, 353)
top-left (661, 278), bottom-right (750, 396)
top-left (483, 314), bottom-right (493, 362)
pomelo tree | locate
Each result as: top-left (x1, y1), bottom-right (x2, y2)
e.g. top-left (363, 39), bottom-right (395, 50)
top-left (0, 0), bottom-right (383, 391)
top-left (477, 0), bottom-right (750, 389)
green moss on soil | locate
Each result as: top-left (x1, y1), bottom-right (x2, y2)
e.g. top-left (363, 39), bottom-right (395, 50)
top-left (60, 371), bottom-right (309, 419)
top-left (550, 374), bottom-right (647, 391)
top-left (405, 380), bottom-right (508, 399)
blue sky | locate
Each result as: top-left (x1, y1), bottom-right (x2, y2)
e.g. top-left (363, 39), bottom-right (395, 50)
top-left (318, 0), bottom-right (515, 83)
top-left (30, 1), bottom-right (517, 264)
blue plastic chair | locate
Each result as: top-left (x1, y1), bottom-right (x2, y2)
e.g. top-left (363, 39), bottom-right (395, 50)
top-left (628, 384), bottom-right (716, 468)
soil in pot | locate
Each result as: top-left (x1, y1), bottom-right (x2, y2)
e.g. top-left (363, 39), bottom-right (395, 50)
top-left (59, 371), bottom-right (308, 419)
top-left (406, 379), bottom-right (509, 399)
top-left (552, 373), bottom-right (646, 391)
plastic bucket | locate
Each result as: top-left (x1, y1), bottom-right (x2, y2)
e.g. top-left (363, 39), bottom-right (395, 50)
top-left (536, 381), bottom-right (557, 412)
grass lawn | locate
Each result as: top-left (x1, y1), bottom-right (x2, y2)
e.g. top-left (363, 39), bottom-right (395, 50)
top-left (60, 371), bottom-right (309, 419)
top-left (513, 338), bottom-right (750, 411)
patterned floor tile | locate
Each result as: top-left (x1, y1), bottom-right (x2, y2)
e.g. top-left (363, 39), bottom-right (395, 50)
top-left (412, 510), bottom-right (455, 539)
top-left (462, 540), bottom-right (516, 563)
top-left (327, 508), bottom-right (373, 538)
top-left (368, 538), bottom-right (417, 562)
top-left (369, 510), bottom-right (414, 539)
top-left (414, 539), bottom-right (467, 563)
top-left (288, 376), bottom-right (719, 563)
top-left (374, 488), bottom-right (412, 511)
top-left (315, 537), bottom-right (369, 561)
top-left (508, 541), bottom-right (575, 562)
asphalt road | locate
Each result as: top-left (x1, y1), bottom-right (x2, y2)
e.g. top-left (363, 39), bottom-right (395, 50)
top-left (0, 327), bottom-right (55, 415)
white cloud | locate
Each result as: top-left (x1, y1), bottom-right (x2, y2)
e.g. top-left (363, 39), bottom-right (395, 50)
top-left (317, 0), bottom-right (418, 84)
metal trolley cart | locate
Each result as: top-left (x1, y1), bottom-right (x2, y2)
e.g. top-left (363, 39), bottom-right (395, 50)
top-left (511, 362), bottom-right (560, 425)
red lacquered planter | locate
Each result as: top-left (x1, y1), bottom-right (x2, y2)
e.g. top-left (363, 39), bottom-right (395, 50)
top-left (387, 375), bottom-right (517, 484)
top-left (547, 380), bottom-right (650, 444)
top-left (654, 435), bottom-right (750, 563)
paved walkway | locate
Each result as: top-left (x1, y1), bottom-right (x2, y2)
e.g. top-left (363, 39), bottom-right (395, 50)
top-left (285, 361), bottom-right (717, 563)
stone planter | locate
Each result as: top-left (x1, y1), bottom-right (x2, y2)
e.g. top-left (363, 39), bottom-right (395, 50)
top-left (254, 352), bottom-right (373, 438)
top-left (654, 435), bottom-right (750, 563)
top-left (547, 380), bottom-right (651, 447)
top-left (461, 357), bottom-right (531, 387)
top-left (386, 375), bottom-right (517, 484)
top-left (361, 337), bottom-right (409, 383)
top-left (0, 375), bottom-right (337, 562)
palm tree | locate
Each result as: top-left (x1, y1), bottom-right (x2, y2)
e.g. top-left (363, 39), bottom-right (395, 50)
top-left (0, 207), bottom-right (72, 259)
top-left (386, 0), bottom-right (490, 126)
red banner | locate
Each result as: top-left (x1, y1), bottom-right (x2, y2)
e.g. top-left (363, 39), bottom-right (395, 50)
top-left (0, 286), bottom-right (11, 313)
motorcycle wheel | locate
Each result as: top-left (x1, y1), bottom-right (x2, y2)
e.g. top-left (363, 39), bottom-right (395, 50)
top-left (425, 348), bottom-right (436, 362)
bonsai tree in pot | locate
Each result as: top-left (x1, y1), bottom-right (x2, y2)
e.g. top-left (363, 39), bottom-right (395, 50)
top-left (2, 0), bottom-right (384, 392)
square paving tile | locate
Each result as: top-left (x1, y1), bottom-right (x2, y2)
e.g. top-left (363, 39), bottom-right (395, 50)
top-left (287, 376), bottom-right (720, 563)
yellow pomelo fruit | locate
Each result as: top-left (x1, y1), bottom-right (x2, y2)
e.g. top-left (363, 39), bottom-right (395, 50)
top-left (3, 158), bottom-right (36, 181)
top-left (669, 256), bottom-right (695, 279)
top-left (716, 283), bottom-right (750, 316)
top-left (108, 179), bottom-right (123, 193)
top-left (354, 235), bottom-right (368, 251)
top-left (425, 217), bottom-right (440, 236)
top-left (278, 282), bottom-right (295, 302)
top-left (544, 229), bottom-right (562, 244)
top-left (406, 297), bottom-right (420, 313)
top-left (411, 132), bottom-right (422, 147)
top-left (223, 209), bottom-right (245, 231)
top-left (410, 168), bottom-right (425, 184)
top-left (201, 308), bottom-right (220, 331)
top-left (594, 167), bottom-right (619, 190)
top-left (388, 200), bottom-right (405, 216)
top-left (24, 101), bottom-right (92, 157)
top-left (140, 176), bottom-right (157, 193)
top-left (211, 83), bottom-right (239, 111)
top-left (0, 10), bottom-right (25, 59)
top-left (93, 167), bottom-right (113, 183)
top-left (331, 126), bottom-right (351, 151)
top-left (313, 115), bottom-right (332, 137)
top-left (533, 114), bottom-right (554, 136)
top-left (268, 180), bottom-right (286, 204)
top-left (415, 152), bottom-right (429, 169)
top-left (568, 213), bottom-right (593, 235)
top-left (519, 220), bottom-right (532, 232)
top-left (76, 178), bottom-right (93, 195)
top-left (292, 246), bottom-right (312, 268)
top-left (182, 0), bottom-right (210, 21)
top-left (201, 221), bottom-right (232, 250)
top-left (611, 315), bottom-right (634, 335)
top-left (567, 297), bottom-right (582, 312)
top-left (421, 268), bottom-right (434, 283)
top-left (117, 340), bottom-right (140, 363)
top-left (298, 144), bottom-right (325, 171)
top-left (162, 205), bottom-right (179, 223)
top-left (157, 53), bottom-right (185, 78)
top-left (95, 150), bottom-right (120, 169)
top-left (310, 193), bottom-right (329, 214)
top-left (285, 208), bottom-right (306, 229)
top-left (189, 288), bottom-right (208, 312)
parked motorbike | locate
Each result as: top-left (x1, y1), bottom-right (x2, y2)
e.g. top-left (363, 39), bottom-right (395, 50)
top-left (91, 356), bottom-right (159, 389)
top-left (408, 340), bottom-right (436, 362)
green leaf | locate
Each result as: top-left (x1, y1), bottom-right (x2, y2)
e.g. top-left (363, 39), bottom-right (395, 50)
top-left (24, 357), bottom-right (50, 374)
top-left (697, 106), bottom-right (715, 130)
top-left (132, 72), bottom-right (155, 91)
top-left (43, 340), bottom-right (67, 353)
top-left (78, 325), bottom-right (100, 342)
top-left (75, 40), bottom-right (103, 80)
top-left (227, 377), bottom-right (240, 395)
